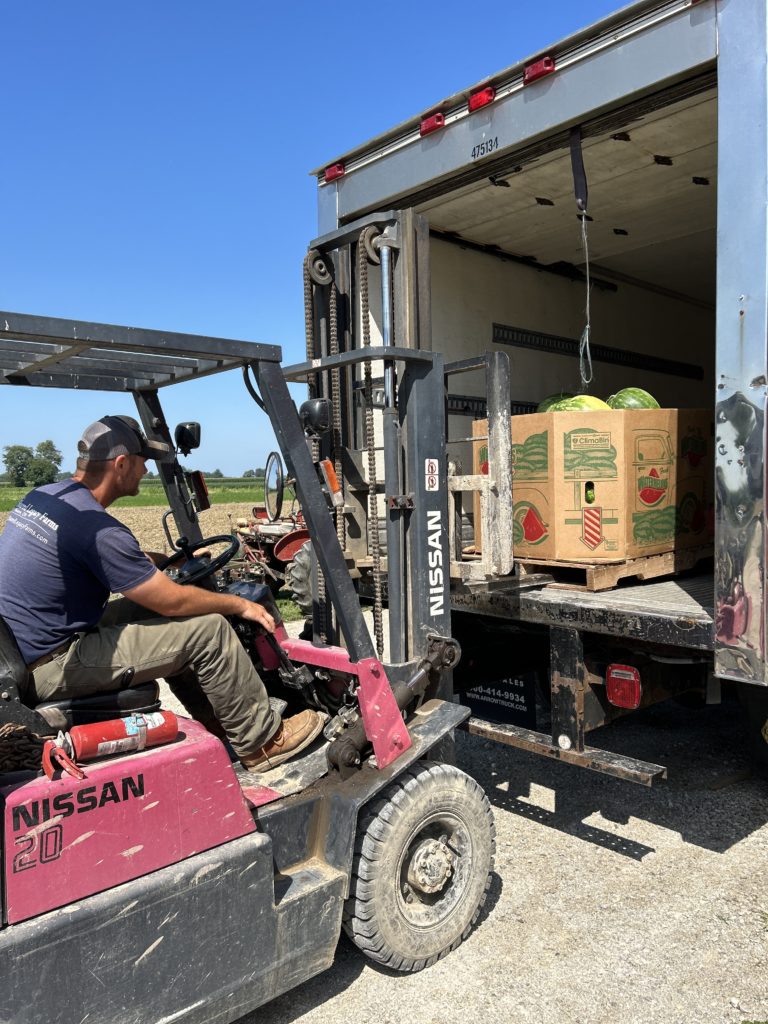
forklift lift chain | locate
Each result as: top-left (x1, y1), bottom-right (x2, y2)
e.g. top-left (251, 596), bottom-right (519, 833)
top-left (304, 245), bottom-right (346, 641)
top-left (360, 223), bottom-right (381, 265)
top-left (303, 249), bottom-right (329, 641)
top-left (306, 249), bottom-right (333, 286)
top-left (327, 262), bottom-right (346, 554)
top-left (357, 227), bottom-right (385, 658)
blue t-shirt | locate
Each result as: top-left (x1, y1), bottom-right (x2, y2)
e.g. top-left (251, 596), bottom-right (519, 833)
top-left (0, 480), bottom-right (157, 664)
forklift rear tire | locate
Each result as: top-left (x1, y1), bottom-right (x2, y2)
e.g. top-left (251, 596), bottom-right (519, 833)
top-left (343, 761), bottom-right (495, 972)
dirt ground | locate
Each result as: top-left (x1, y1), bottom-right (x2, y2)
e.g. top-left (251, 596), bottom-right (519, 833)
top-left (246, 701), bottom-right (768, 1024)
top-left (111, 504), bottom-right (257, 553)
top-left (0, 504), bottom-right (256, 553)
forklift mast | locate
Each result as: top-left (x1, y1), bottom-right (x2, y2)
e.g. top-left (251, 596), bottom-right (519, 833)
top-left (291, 210), bottom-right (515, 692)
top-left (286, 211), bottom-right (454, 692)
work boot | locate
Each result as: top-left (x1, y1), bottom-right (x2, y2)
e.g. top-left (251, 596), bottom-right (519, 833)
top-left (241, 709), bottom-right (324, 773)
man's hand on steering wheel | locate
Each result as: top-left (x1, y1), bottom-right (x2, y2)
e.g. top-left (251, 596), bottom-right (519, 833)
top-left (157, 534), bottom-right (241, 586)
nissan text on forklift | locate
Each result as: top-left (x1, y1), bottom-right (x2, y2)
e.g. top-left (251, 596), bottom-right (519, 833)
top-left (0, 314), bottom-right (495, 1024)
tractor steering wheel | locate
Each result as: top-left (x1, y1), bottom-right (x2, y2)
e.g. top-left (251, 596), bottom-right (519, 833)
top-left (158, 534), bottom-right (241, 586)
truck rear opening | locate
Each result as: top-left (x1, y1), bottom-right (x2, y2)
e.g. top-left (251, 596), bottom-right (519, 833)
top-left (304, 0), bottom-right (768, 778)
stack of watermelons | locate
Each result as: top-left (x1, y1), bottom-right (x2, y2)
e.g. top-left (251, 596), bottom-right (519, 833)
top-left (536, 387), bottom-right (660, 412)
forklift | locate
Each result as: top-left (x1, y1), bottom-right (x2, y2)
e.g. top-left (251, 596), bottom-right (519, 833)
top-left (0, 311), bottom-right (495, 1024)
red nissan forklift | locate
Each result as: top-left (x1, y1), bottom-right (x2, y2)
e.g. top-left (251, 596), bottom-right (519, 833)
top-left (0, 312), bottom-right (495, 1024)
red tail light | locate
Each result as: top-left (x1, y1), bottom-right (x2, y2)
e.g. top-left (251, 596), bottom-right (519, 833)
top-left (324, 162), bottom-right (345, 182)
top-left (420, 113), bottom-right (445, 137)
top-left (524, 56), bottom-right (556, 85)
top-left (606, 664), bottom-right (642, 709)
top-left (468, 86), bottom-right (496, 112)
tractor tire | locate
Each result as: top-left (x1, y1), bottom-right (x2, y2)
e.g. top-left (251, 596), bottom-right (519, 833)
top-left (286, 540), bottom-right (313, 618)
top-left (343, 761), bottom-right (495, 972)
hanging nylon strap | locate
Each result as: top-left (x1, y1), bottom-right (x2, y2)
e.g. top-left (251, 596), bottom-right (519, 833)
top-left (569, 126), bottom-right (589, 213)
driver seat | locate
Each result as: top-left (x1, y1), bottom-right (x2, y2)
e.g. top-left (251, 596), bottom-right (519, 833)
top-left (0, 615), bottom-right (160, 731)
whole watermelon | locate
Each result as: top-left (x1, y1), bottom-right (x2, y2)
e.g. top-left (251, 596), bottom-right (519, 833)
top-left (606, 387), bottom-right (660, 409)
top-left (536, 392), bottom-right (574, 412)
top-left (551, 395), bottom-right (611, 412)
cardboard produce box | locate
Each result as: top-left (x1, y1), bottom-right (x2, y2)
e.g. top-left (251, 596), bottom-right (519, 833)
top-left (472, 408), bottom-right (713, 562)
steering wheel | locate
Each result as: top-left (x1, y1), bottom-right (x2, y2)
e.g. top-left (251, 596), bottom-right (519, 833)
top-left (264, 451), bottom-right (285, 523)
top-left (158, 534), bottom-right (241, 586)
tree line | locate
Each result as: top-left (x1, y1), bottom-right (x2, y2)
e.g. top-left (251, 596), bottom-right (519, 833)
top-left (1, 443), bottom-right (266, 487)
top-left (2, 442), bottom-right (63, 486)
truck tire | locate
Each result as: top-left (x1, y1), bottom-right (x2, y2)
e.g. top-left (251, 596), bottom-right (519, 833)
top-left (286, 540), bottom-right (313, 617)
top-left (343, 761), bottom-right (495, 972)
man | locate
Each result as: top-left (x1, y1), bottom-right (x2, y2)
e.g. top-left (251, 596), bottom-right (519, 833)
top-left (0, 415), bottom-right (323, 772)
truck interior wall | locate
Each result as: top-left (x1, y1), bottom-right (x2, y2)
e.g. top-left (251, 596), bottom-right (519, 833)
top-left (431, 237), bottom-right (713, 407)
top-left (429, 236), bottom-right (714, 466)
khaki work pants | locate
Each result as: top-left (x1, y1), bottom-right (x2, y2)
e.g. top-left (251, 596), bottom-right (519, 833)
top-left (28, 599), bottom-right (279, 758)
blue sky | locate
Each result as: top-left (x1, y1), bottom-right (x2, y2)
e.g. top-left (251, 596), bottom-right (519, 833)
top-left (2, 0), bottom-right (621, 475)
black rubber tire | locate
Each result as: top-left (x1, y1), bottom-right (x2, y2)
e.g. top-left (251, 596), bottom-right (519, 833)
top-left (343, 761), bottom-right (495, 972)
top-left (286, 540), bottom-right (313, 617)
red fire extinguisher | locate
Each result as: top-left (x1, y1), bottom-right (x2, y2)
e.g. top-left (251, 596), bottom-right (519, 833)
top-left (42, 711), bottom-right (179, 780)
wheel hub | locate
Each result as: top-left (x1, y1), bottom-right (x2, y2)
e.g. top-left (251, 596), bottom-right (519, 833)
top-left (406, 838), bottom-right (454, 895)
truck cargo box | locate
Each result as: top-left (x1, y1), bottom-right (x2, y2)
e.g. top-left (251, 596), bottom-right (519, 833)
top-left (472, 407), bottom-right (713, 561)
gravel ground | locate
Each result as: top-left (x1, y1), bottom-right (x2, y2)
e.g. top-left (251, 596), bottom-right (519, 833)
top-left (4, 505), bottom-right (767, 1023)
top-left (240, 696), bottom-right (768, 1024)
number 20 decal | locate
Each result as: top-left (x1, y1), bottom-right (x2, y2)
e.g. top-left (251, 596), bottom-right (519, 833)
top-left (13, 823), bottom-right (63, 873)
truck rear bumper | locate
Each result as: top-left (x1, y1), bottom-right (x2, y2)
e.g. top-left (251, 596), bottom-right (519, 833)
top-left (466, 716), bottom-right (667, 786)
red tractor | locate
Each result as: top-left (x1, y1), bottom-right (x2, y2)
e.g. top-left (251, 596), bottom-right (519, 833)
top-left (233, 451), bottom-right (314, 615)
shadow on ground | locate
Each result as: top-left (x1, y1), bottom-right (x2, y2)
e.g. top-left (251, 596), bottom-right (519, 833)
top-left (458, 696), bottom-right (766, 857)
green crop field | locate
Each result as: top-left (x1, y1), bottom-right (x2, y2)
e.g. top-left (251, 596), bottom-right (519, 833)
top-left (0, 478), bottom-right (265, 512)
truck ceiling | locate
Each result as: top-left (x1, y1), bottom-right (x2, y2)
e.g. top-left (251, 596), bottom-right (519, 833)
top-left (422, 83), bottom-right (716, 306)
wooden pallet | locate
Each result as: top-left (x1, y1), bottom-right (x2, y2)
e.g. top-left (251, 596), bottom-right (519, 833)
top-left (515, 545), bottom-right (713, 592)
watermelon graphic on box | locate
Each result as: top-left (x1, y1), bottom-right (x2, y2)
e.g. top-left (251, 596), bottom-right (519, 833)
top-left (513, 500), bottom-right (548, 545)
top-left (637, 468), bottom-right (668, 507)
top-left (632, 429), bottom-right (674, 512)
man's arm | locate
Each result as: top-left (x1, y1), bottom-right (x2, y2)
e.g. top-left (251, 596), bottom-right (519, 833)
top-left (123, 571), bottom-right (276, 632)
